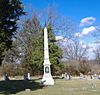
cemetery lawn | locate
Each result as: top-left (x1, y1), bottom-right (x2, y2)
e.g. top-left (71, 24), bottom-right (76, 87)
top-left (0, 77), bottom-right (100, 95)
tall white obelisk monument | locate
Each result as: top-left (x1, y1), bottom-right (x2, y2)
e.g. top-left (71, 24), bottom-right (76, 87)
top-left (41, 26), bottom-right (54, 85)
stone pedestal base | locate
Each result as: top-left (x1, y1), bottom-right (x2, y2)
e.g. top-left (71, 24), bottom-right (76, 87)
top-left (41, 75), bottom-right (54, 85)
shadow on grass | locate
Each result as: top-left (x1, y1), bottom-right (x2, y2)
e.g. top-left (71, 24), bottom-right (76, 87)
top-left (0, 78), bottom-right (43, 95)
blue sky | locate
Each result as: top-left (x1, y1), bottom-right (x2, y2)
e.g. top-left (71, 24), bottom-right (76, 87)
top-left (22, 0), bottom-right (100, 23)
top-left (22, 0), bottom-right (100, 59)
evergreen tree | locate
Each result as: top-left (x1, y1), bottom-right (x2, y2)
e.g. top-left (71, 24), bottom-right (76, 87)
top-left (47, 24), bottom-right (64, 75)
top-left (0, 0), bottom-right (25, 65)
top-left (7, 15), bottom-right (64, 75)
top-left (19, 17), bottom-right (43, 75)
top-left (21, 22), bottom-right (64, 75)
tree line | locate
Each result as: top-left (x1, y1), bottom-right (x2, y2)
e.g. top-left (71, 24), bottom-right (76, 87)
top-left (0, 0), bottom-right (100, 76)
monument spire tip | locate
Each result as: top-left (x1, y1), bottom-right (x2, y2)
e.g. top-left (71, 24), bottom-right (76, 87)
top-left (44, 21), bottom-right (47, 27)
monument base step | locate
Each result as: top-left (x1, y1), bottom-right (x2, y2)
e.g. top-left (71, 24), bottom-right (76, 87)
top-left (41, 75), bottom-right (54, 85)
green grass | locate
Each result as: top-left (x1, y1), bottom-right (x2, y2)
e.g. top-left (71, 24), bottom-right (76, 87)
top-left (0, 77), bottom-right (100, 95)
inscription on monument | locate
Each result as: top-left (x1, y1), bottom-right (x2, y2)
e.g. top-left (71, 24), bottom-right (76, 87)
top-left (45, 67), bottom-right (49, 73)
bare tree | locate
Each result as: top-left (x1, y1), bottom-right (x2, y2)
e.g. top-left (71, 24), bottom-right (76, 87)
top-left (93, 45), bottom-right (100, 64)
top-left (38, 5), bottom-right (77, 41)
top-left (3, 6), bottom-right (77, 75)
top-left (93, 26), bottom-right (100, 41)
top-left (61, 39), bottom-right (90, 75)
top-left (62, 40), bottom-right (88, 61)
top-left (3, 16), bottom-right (42, 66)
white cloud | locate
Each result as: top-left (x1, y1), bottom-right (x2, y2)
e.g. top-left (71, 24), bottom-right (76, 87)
top-left (88, 43), bottom-right (96, 50)
top-left (82, 44), bottom-right (87, 48)
top-left (79, 40), bottom-right (84, 44)
top-left (55, 36), bottom-right (69, 42)
top-left (75, 26), bottom-right (96, 37)
top-left (80, 17), bottom-right (96, 27)
top-left (75, 32), bottom-right (81, 37)
top-left (79, 41), bottom-right (87, 48)
top-left (86, 43), bottom-right (100, 59)
top-left (88, 43), bottom-right (100, 52)
top-left (55, 36), bottom-right (63, 40)
top-left (81, 26), bottom-right (95, 35)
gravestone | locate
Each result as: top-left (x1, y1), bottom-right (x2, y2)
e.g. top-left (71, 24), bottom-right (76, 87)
top-left (93, 74), bottom-right (98, 79)
top-left (62, 73), bottom-right (71, 80)
top-left (24, 73), bottom-right (30, 80)
top-left (91, 75), bottom-right (94, 79)
top-left (27, 73), bottom-right (30, 80)
top-left (98, 75), bottom-right (100, 79)
top-left (64, 73), bottom-right (67, 79)
top-left (79, 73), bottom-right (85, 79)
top-left (4, 74), bottom-right (9, 81)
top-left (25, 89), bottom-right (31, 91)
top-left (66, 74), bottom-right (71, 80)
top-left (61, 74), bottom-right (64, 79)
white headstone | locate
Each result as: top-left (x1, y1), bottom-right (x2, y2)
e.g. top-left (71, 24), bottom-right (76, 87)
top-left (91, 75), bottom-right (94, 79)
top-left (4, 74), bottom-right (9, 81)
top-left (24, 73), bottom-right (30, 80)
top-left (25, 89), bottom-right (31, 91)
top-left (79, 73), bottom-right (85, 79)
top-left (98, 75), bottom-right (100, 79)
top-left (27, 73), bottom-right (30, 80)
